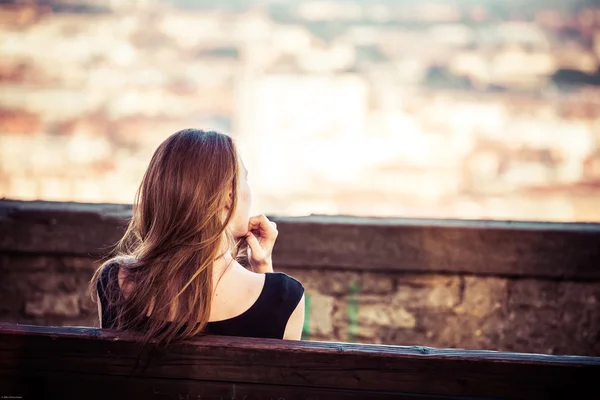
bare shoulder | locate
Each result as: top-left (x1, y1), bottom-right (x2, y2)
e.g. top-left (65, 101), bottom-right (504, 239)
top-left (210, 262), bottom-right (266, 321)
top-left (100, 255), bottom-right (136, 297)
top-left (216, 263), bottom-right (266, 297)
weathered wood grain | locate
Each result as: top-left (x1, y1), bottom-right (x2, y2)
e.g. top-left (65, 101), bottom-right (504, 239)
top-left (0, 369), bottom-right (450, 400)
top-left (0, 324), bottom-right (598, 399)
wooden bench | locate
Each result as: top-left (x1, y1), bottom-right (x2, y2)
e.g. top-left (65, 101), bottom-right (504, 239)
top-left (0, 323), bottom-right (598, 399)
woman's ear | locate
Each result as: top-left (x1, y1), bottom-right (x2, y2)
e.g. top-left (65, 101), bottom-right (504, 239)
top-left (225, 189), bottom-right (233, 210)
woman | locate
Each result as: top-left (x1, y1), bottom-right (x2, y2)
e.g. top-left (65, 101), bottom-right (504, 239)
top-left (89, 129), bottom-right (305, 346)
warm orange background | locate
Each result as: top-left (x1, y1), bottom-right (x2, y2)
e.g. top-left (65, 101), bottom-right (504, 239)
top-left (1, 0), bottom-right (599, 222)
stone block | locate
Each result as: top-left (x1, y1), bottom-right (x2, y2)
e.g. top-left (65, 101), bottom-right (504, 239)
top-left (331, 297), bottom-right (347, 328)
top-left (503, 302), bottom-right (600, 356)
top-left (59, 256), bottom-right (99, 271)
top-left (78, 288), bottom-right (97, 314)
top-left (392, 274), bottom-right (461, 310)
top-left (331, 294), bottom-right (392, 343)
top-left (356, 325), bottom-right (383, 343)
top-left (330, 296), bottom-right (360, 341)
top-left (306, 292), bottom-right (334, 336)
top-left (0, 290), bottom-right (24, 316)
top-left (4, 255), bottom-right (57, 271)
top-left (319, 270), bottom-right (360, 295)
top-left (502, 307), bottom-right (565, 354)
top-left (562, 282), bottom-right (600, 308)
top-left (358, 303), bottom-right (416, 329)
top-left (25, 293), bottom-right (80, 317)
top-left (508, 279), bottom-right (563, 309)
top-left (359, 272), bottom-right (394, 294)
top-left (378, 313), bottom-right (446, 348)
top-left (455, 276), bottom-right (507, 318)
top-left (509, 280), bottom-right (599, 315)
top-left (25, 272), bottom-right (79, 292)
top-left (281, 268), bottom-right (360, 295)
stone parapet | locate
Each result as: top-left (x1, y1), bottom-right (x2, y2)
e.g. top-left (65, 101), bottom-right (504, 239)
top-left (1, 199), bottom-right (599, 356)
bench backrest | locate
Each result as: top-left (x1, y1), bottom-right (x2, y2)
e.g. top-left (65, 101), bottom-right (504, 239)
top-left (1, 323), bottom-right (598, 399)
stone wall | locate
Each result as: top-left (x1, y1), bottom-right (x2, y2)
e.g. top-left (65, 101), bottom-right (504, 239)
top-left (1, 200), bottom-right (599, 356)
top-left (288, 269), bottom-right (600, 356)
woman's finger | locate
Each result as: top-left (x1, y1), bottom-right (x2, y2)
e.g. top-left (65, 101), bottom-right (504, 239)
top-left (259, 215), bottom-right (277, 237)
top-left (248, 214), bottom-right (267, 229)
top-left (248, 214), bottom-right (277, 240)
top-left (245, 232), bottom-right (263, 257)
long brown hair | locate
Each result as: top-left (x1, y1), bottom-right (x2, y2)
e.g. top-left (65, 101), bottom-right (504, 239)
top-left (89, 129), bottom-right (241, 347)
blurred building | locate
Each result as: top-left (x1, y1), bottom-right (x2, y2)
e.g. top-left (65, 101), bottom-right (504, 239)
top-left (0, 0), bottom-right (599, 221)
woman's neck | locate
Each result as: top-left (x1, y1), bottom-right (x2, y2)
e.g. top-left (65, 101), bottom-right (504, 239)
top-left (212, 242), bottom-right (235, 282)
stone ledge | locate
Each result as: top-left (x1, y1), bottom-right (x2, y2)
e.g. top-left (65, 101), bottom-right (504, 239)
top-left (2, 199), bottom-right (600, 279)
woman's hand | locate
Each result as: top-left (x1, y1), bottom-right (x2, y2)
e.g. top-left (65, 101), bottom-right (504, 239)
top-left (245, 214), bottom-right (278, 273)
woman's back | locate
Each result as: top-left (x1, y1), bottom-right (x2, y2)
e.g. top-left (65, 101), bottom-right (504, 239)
top-left (97, 260), bottom-right (305, 339)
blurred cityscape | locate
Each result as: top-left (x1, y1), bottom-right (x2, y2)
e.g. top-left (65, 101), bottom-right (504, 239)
top-left (1, 0), bottom-right (600, 221)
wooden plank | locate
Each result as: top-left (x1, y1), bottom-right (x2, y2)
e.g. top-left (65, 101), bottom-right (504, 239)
top-left (2, 199), bottom-right (600, 278)
top-left (0, 324), bottom-right (598, 399)
top-left (0, 370), bottom-right (450, 400)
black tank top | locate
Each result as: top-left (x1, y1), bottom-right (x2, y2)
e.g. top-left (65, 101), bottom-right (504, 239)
top-left (97, 262), bottom-right (304, 339)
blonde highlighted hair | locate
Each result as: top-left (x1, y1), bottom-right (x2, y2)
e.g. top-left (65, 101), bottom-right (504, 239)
top-left (89, 129), bottom-right (243, 347)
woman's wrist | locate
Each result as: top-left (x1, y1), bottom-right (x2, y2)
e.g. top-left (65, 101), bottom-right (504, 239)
top-left (251, 258), bottom-right (273, 273)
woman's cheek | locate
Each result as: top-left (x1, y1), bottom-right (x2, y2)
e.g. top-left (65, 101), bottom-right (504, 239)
top-left (242, 182), bottom-right (252, 212)
top-left (247, 186), bottom-right (252, 214)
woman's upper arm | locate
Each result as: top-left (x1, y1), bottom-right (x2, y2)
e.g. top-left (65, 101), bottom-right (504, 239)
top-left (283, 293), bottom-right (305, 340)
